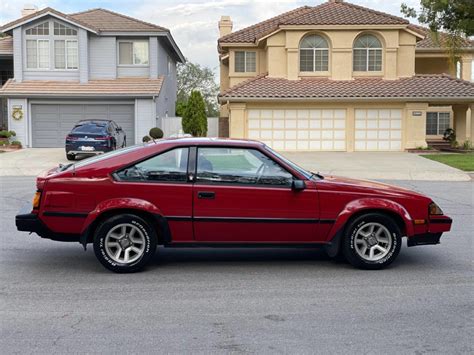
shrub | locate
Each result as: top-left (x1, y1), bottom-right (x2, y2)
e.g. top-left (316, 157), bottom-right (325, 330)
top-left (0, 130), bottom-right (11, 138)
top-left (142, 135), bottom-right (151, 143)
top-left (10, 141), bottom-right (22, 147)
top-left (9, 130), bottom-right (16, 137)
top-left (149, 127), bottom-right (164, 139)
top-left (462, 140), bottom-right (473, 150)
top-left (182, 90), bottom-right (207, 137)
top-left (442, 128), bottom-right (456, 143)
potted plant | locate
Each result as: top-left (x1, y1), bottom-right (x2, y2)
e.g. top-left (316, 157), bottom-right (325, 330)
top-left (10, 140), bottom-right (22, 149)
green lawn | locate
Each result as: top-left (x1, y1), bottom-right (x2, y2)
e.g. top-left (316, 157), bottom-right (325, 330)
top-left (421, 153), bottom-right (474, 171)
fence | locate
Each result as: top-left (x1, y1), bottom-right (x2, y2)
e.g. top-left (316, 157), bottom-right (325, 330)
top-left (158, 117), bottom-right (219, 137)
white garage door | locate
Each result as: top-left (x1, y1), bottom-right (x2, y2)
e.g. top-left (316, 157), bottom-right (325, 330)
top-left (31, 104), bottom-right (135, 148)
top-left (247, 109), bottom-right (346, 151)
top-left (354, 109), bottom-right (402, 151)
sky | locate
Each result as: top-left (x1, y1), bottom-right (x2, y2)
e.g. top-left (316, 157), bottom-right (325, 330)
top-left (1, 0), bottom-right (421, 73)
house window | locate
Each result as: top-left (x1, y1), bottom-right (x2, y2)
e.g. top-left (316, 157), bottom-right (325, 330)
top-left (53, 22), bottom-right (77, 36)
top-left (426, 112), bottom-right (450, 135)
top-left (26, 39), bottom-right (50, 69)
top-left (118, 41), bottom-right (149, 65)
top-left (353, 34), bottom-right (382, 72)
top-left (235, 51), bottom-right (256, 72)
top-left (54, 40), bottom-right (78, 69)
top-left (25, 22), bottom-right (49, 35)
top-left (299, 34), bottom-right (329, 72)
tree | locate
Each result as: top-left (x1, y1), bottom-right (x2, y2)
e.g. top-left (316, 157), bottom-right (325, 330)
top-left (401, 1), bottom-right (474, 37)
top-left (182, 90), bottom-right (207, 137)
top-left (176, 61), bottom-right (219, 117)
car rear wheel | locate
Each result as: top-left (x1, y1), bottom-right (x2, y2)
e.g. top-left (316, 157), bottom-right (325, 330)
top-left (342, 213), bottom-right (401, 270)
top-left (66, 153), bottom-right (75, 161)
top-left (93, 214), bottom-right (157, 273)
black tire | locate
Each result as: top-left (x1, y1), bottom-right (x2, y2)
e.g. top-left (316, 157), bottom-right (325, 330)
top-left (342, 213), bottom-right (401, 270)
top-left (93, 214), bottom-right (157, 273)
top-left (66, 153), bottom-right (75, 161)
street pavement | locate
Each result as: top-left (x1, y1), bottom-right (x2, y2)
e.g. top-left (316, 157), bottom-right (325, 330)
top-left (0, 176), bottom-right (472, 354)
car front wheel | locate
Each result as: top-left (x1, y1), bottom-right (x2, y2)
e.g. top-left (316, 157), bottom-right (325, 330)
top-left (66, 153), bottom-right (75, 161)
top-left (93, 214), bottom-right (157, 273)
top-left (342, 213), bottom-right (401, 270)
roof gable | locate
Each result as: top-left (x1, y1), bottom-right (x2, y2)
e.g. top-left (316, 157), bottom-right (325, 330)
top-left (219, 1), bottom-right (409, 45)
top-left (69, 8), bottom-right (168, 33)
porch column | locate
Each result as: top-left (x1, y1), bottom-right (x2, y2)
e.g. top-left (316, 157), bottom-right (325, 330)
top-left (469, 105), bottom-right (474, 143)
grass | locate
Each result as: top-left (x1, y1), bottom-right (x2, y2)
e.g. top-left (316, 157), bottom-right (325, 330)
top-left (421, 153), bottom-right (474, 171)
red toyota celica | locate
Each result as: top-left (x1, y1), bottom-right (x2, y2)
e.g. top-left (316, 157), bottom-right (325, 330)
top-left (16, 138), bottom-right (452, 273)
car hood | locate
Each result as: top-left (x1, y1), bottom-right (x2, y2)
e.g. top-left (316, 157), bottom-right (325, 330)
top-left (319, 175), bottom-right (427, 199)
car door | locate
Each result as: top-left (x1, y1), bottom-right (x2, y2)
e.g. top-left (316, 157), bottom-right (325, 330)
top-left (114, 146), bottom-right (194, 242)
top-left (192, 146), bottom-right (320, 243)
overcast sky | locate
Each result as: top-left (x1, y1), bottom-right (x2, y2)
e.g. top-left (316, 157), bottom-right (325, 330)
top-left (1, 0), bottom-right (420, 73)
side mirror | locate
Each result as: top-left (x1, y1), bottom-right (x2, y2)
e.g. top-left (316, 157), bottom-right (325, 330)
top-left (292, 180), bottom-right (306, 191)
top-left (116, 127), bottom-right (122, 132)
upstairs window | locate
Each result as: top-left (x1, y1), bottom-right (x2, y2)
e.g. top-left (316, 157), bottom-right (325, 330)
top-left (235, 51), bottom-right (256, 72)
top-left (25, 22), bottom-right (49, 35)
top-left (26, 39), bottom-right (49, 69)
top-left (53, 22), bottom-right (77, 36)
top-left (353, 34), bottom-right (382, 72)
top-left (54, 40), bottom-right (78, 69)
top-left (299, 34), bottom-right (329, 72)
top-left (118, 41), bottom-right (149, 65)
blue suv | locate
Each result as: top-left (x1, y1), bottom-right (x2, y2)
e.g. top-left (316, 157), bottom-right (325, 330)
top-left (65, 120), bottom-right (126, 160)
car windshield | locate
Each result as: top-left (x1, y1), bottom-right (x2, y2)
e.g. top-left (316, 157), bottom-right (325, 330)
top-left (264, 145), bottom-right (318, 180)
top-left (72, 123), bottom-right (107, 135)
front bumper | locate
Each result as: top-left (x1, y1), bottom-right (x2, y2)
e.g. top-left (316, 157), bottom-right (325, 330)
top-left (16, 206), bottom-right (80, 242)
top-left (407, 216), bottom-right (452, 247)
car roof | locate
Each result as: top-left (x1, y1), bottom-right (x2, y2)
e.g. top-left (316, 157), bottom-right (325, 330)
top-left (159, 137), bottom-right (265, 147)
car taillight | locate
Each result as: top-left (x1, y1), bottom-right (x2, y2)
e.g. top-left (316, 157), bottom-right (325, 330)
top-left (66, 135), bottom-right (78, 141)
top-left (94, 136), bottom-right (111, 140)
top-left (32, 191), bottom-right (41, 209)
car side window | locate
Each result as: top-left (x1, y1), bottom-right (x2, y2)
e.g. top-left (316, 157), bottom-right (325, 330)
top-left (116, 147), bottom-right (189, 182)
top-left (196, 147), bottom-right (293, 186)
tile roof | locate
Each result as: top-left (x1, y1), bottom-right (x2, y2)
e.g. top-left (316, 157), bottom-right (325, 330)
top-left (219, 74), bottom-right (474, 101)
top-left (219, 1), bottom-right (408, 44)
top-left (0, 7), bottom-right (168, 34)
top-left (0, 36), bottom-right (13, 55)
top-left (69, 8), bottom-right (168, 32)
top-left (0, 7), bottom-right (99, 33)
top-left (410, 25), bottom-right (474, 49)
top-left (0, 78), bottom-right (164, 97)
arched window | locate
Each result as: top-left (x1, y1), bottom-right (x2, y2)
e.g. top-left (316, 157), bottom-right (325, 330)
top-left (299, 34), bottom-right (329, 72)
top-left (353, 34), bottom-right (382, 72)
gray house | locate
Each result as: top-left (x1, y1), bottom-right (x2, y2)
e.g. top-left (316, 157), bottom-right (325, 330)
top-left (0, 7), bottom-right (184, 147)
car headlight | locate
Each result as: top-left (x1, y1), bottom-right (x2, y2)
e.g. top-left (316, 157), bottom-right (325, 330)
top-left (429, 202), bottom-right (443, 215)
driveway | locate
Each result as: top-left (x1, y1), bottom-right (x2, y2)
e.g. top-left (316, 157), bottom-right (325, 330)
top-left (0, 148), bottom-right (470, 181)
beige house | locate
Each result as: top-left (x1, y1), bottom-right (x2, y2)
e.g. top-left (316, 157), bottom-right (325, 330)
top-left (217, 0), bottom-right (474, 152)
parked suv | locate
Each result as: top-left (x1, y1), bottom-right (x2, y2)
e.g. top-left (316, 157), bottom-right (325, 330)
top-left (65, 120), bottom-right (126, 160)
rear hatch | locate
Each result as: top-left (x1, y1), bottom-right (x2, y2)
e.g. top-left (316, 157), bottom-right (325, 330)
top-left (66, 122), bottom-right (112, 150)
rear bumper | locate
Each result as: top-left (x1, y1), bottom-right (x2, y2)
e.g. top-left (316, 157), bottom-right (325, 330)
top-left (66, 150), bottom-right (105, 156)
top-left (16, 207), bottom-right (80, 242)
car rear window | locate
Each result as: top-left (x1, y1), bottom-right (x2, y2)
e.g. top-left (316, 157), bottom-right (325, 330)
top-left (72, 123), bottom-right (107, 135)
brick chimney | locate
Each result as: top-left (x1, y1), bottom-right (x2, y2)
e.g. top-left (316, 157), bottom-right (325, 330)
top-left (218, 16), bottom-right (233, 38)
top-left (21, 4), bottom-right (38, 17)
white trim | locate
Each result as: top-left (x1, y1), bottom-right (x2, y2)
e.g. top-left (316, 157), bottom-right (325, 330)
top-left (2, 11), bottom-right (97, 34)
top-left (134, 99), bottom-right (139, 143)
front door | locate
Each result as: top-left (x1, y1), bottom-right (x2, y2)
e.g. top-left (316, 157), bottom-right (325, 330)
top-left (192, 147), bottom-right (320, 243)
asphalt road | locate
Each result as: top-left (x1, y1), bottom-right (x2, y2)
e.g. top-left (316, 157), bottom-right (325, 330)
top-left (0, 176), bottom-right (472, 354)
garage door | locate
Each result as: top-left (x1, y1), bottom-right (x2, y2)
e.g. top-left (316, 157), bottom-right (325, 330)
top-left (354, 109), bottom-right (402, 151)
top-left (247, 109), bottom-right (346, 151)
top-left (31, 104), bottom-right (135, 148)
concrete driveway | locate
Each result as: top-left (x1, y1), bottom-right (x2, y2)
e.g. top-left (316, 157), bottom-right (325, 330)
top-left (0, 148), bottom-right (470, 181)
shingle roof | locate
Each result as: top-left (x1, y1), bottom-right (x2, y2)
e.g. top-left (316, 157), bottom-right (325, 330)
top-left (0, 36), bottom-right (13, 55)
top-left (69, 8), bottom-right (168, 32)
top-left (219, 74), bottom-right (474, 101)
top-left (219, 0), bottom-right (408, 44)
top-left (0, 78), bottom-right (164, 97)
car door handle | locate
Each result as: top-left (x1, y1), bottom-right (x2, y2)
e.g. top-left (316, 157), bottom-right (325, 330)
top-left (198, 191), bottom-right (215, 199)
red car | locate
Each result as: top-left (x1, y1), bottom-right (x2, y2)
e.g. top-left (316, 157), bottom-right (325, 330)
top-left (16, 138), bottom-right (452, 273)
